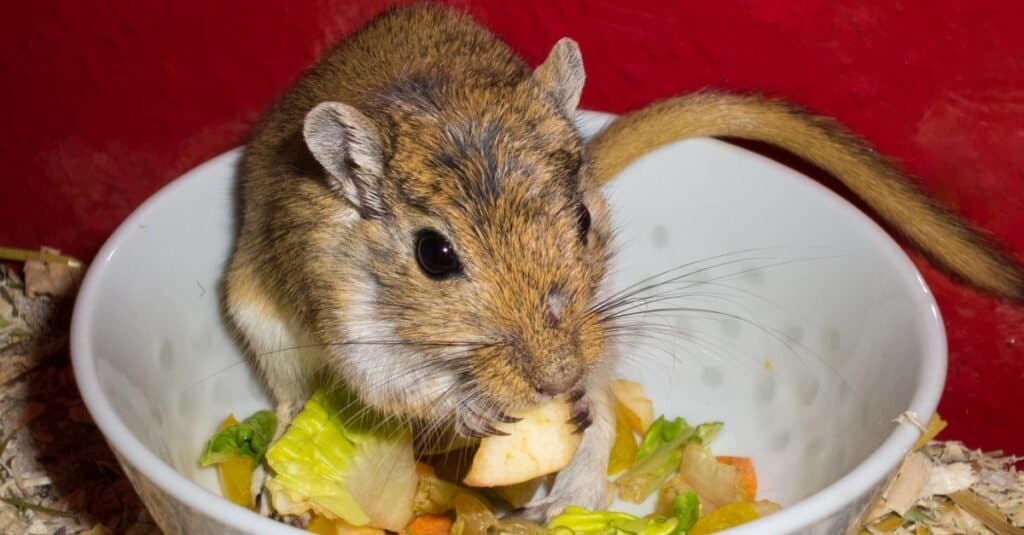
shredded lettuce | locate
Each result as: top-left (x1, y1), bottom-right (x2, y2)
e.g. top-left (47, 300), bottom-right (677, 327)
top-left (199, 410), bottom-right (276, 466)
top-left (548, 494), bottom-right (700, 535)
top-left (263, 387), bottom-right (417, 531)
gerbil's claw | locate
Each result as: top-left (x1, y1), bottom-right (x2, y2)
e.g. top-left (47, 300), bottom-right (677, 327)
top-left (494, 410), bottom-right (521, 424)
top-left (455, 422), bottom-right (486, 439)
top-left (568, 389), bottom-right (592, 434)
top-left (455, 398), bottom-right (511, 438)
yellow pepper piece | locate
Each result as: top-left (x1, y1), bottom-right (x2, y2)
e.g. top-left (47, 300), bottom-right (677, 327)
top-left (306, 515), bottom-right (386, 535)
top-left (607, 404), bottom-right (639, 475)
top-left (307, 515), bottom-right (337, 535)
top-left (215, 414), bottom-right (255, 509)
top-left (688, 501), bottom-right (759, 535)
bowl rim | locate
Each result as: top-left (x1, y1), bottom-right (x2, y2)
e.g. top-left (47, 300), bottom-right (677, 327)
top-left (70, 110), bottom-right (946, 534)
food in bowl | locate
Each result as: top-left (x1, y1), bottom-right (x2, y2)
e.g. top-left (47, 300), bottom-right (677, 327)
top-left (199, 379), bottom-right (781, 534)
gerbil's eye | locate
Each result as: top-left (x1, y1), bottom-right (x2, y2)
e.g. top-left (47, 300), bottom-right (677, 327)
top-left (415, 229), bottom-right (463, 279)
top-left (575, 202), bottom-right (591, 240)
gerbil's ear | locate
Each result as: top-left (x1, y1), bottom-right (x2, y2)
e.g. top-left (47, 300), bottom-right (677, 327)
top-left (533, 38), bottom-right (585, 116)
top-left (303, 101), bottom-right (386, 218)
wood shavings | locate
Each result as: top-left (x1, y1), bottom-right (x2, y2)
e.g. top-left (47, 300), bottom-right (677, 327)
top-left (853, 435), bottom-right (1024, 535)
top-left (23, 260), bottom-right (82, 300)
top-left (884, 452), bottom-right (933, 516)
top-left (0, 262), bottom-right (154, 534)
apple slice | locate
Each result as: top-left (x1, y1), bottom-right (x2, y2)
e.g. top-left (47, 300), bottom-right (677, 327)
top-left (462, 401), bottom-right (581, 487)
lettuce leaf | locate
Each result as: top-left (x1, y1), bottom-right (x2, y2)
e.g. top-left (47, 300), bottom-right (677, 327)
top-left (263, 387), bottom-right (417, 531)
top-left (199, 410), bottom-right (276, 466)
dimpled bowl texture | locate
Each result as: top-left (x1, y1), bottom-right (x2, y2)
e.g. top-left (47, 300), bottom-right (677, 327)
top-left (70, 110), bottom-right (945, 535)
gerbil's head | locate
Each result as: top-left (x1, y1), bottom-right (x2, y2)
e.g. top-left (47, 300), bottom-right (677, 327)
top-left (302, 39), bottom-right (615, 434)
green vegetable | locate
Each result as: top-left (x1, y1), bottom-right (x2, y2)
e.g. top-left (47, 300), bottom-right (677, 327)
top-left (636, 416), bottom-right (689, 463)
top-left (670, 492), bottom-right (700, 533)
top-left (547, 503), bottom-right (700, 535)
top-left (692, 422), bottom-right (722, 446)
top-left (615, 417), bottom-right (723, 503)
top-left (263, 387), bottom-right (417, 531)
top-left (199, 410), bottom-right (276, 466)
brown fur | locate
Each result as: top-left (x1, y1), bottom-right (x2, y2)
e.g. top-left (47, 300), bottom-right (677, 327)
top-left (587, 91), bottom-right (1024, 300)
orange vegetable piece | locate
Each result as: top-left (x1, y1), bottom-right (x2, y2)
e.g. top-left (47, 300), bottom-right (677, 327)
top-left (715, 456), bottom-right (757, 500)
top-left (406, 514), bottom-right (454, 535)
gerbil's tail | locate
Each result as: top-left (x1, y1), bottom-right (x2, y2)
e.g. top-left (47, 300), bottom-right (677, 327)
top-left (586, 90), bottom-right (1024, 301)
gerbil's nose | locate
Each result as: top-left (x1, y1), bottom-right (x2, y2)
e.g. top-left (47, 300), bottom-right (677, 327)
top-left (532, 363), bottom-right (580, 396)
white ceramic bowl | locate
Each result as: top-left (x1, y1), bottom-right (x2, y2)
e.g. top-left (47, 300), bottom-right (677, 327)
top-left (71, 111), bottom-right (945, 534)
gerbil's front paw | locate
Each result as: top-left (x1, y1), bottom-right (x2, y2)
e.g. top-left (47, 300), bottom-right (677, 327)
top-left (510, 473), bottom-right (607, 524)
top-left (568, 388), bottom-right (593, 434)
top-left (454, 397), bottom-right (520, 439)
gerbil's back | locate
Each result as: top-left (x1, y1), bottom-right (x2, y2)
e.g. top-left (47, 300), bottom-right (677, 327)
top-left (244, 4), bottom-right (528, 174)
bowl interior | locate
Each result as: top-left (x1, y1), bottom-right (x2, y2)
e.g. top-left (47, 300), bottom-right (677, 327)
top-left (71, 111), bottom-right (944, 533)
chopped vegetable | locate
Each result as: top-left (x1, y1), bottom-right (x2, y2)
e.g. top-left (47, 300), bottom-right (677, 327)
top-left (715, 456), bottom-right (757, 500)
top-left (671, 491), bottom-right (701, 533)
top-left (406, 514), bottom-right (454, 535)
top-left (548, 506), bottom-right (672, 534)
top-left (414, 475), bottom-right (462, 516)
top-left (210, 415), bottom-right (256, 509)
top-left (636, 416), bottom-right (689, 463)
top-left (306, 515), bottom-right (336, 535)
top-left (264, 387), bottom-right (417, 531)
top-left (199, 410), bottom-right (276, 466)
top-left (687, 501), bottom-right (760, 534)
top-left (657, 475), bottom-right (714, 517)
top-left (679, 443), bottom-right (746, 507)
top-left (463, 401), bottom-right (581, 488)
top-left (548, 497), bottom-right (700, 535)
top-left (449, 492), bottom-right (496, 535)
top-left (615, 420), bottom-right (722, 503)
top-left (610, 380), bottom-right (654, 434)
top-left (202, 378), bottom-right (782, 534)
top-left (608, 404), bottom-right (639, 475)
top-left (306, 515), bottom-right (385, 535)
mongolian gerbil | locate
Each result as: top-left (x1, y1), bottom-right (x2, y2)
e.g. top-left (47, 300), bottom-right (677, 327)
top-left (222, 3), bottom-right (1023, 521)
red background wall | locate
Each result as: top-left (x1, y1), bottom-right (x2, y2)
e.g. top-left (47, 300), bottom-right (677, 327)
top-left (3, 1), bottom-right (1022, 453)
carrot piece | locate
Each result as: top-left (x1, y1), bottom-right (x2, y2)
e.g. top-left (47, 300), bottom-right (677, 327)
top-left (716, 456), bottom-right (757, 500)
top-left (406, 514), bottom-right (454, 535)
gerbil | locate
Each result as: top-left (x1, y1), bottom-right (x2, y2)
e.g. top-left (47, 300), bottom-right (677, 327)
top-left (223, 3), bottom-right (1023, 522)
